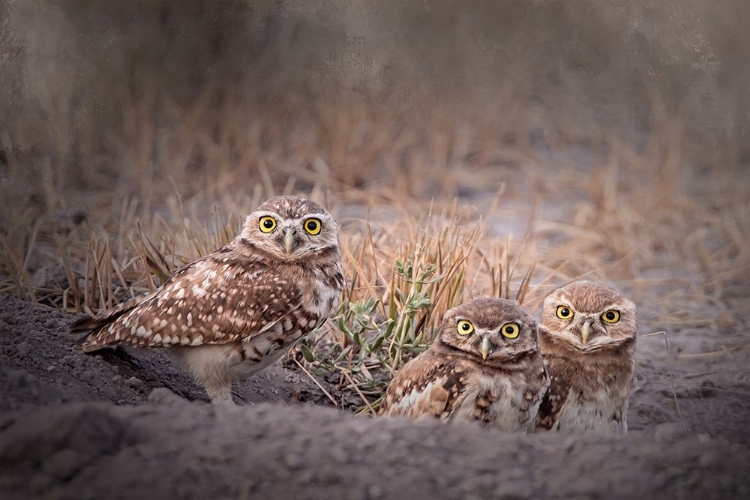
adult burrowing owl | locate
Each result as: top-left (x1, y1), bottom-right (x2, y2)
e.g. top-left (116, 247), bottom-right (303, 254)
top-left (534, 281), bottom-right (636, 434)
top-left (70, 196), bottom-right (344, 404)
top-left (379, 298), bottom-right (548, 432)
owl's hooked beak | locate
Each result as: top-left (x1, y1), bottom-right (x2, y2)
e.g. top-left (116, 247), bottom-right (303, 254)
top-left (580, 320), bottom-right (592, 344)
top-left (480, 335), bottom-right (492, 360)
top-left (283, 228), bottom-right (299, 255)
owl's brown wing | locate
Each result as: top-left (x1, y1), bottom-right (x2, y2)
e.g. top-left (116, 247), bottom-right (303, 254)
top-left (534, 347), bottom-right (570, 431)
top-left (379, 350), bottom-right (469, 419)
top-left (534, 374), bottom-right (569, 430)
top-left (71, 244), bottom-right (309, 351)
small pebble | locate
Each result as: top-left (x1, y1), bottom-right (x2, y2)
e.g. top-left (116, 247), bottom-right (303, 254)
top-left (697, 433), bottom-right (713, 444)
top-left (16, 341), bottom-right (31, 357)
top-left (654, 422), bottom-right (685, 440)
top-left (125, 376), bottom-right (145, 390)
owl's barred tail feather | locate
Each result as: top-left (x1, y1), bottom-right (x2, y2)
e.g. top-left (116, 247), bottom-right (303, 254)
top-left (69, 315), bottom-right (102, 335)
top-left (68, 292), bottom-right (155, 351)
top-left (68, 315), bottom-right (110, 352)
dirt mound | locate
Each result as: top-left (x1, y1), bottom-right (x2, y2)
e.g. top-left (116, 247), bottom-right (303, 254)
top-left (2, 398), bottom-right (749, 500)
top-left (2, 294), bottom-right (750, 499)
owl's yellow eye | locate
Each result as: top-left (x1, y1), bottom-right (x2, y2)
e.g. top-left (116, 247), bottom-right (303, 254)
top-left (259, 216), bottom-right (277, 233)
top-left (457, 320), bottom-right (474, 336)
top-left (601, 310), bottom-right (620, 323)
top-left (501, 322), bottom-right (520, 339)
top-left (556, 305), bottom-right (573, 320)
top-left (304, 218), bottom-right (322, 235)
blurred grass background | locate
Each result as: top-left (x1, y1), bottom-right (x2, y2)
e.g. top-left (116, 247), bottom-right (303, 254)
top-left (1, 0), bottom-right (748, 410)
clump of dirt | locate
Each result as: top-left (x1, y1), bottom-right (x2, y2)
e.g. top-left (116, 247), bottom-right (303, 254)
top-left (1, 294), bottom-right (750, 499)
top-left (2, 395), bottom-right (749, 500)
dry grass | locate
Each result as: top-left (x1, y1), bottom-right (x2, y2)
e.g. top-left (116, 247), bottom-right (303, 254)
top-left (1, 1), bottom-right (749, 412)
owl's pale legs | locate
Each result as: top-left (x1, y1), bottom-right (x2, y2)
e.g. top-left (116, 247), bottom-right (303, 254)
top-left (169, 344), bottom-right (241, 404)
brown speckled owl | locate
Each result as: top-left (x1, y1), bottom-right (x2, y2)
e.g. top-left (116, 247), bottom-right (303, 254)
top-left (70, 196), bottom-right (344, 404)
top-left (379, 298), bottom-right (548, 432)
top-left (535, 281), bottom-right (637, 434)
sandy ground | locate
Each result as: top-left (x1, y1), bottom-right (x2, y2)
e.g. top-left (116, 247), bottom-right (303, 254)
top-left (1, 294), bottom-right (749, 499)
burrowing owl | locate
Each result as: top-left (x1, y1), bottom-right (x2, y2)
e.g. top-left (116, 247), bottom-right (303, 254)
top-left (379, 298), bottom-right (548, 432)
top-left (534, 281), bottom-right (636, 434)
top-left (70, 196), bottom-right (344, 404)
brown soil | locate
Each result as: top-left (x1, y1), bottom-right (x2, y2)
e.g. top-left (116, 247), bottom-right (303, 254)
top-left (1, 294), bottom-right (749, 499)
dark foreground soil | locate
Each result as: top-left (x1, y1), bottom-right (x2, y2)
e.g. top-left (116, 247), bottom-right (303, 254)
top-left (2, 294), bottom-right (750, 499)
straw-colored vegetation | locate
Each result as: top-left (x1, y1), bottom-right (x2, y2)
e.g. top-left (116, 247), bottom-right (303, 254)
top-left (1, 1), bottom-right (748, 412)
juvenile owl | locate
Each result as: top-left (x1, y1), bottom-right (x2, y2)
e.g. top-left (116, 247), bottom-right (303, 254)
top-left (534, 281), bottom-right (636, 434)
top-left (70, 195), bottom-right (344, 404)
top-left (379, 298), bottom-right (548, 432)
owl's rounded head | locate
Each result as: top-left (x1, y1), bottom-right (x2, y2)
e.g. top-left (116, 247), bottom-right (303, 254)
top-left (439, 297), bottom-right (539, 363)
top-left (241, 196), bottom-right (339, 261)
top-left (541, 281), bottom-right (636, 351)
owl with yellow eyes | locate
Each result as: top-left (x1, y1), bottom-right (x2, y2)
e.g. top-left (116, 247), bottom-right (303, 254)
top-left (71, 196), bottom-right (344, 405)
top-left (534, 281), bottom-right (637, 434)
top-left (379, 298), bottom-right (548, 432)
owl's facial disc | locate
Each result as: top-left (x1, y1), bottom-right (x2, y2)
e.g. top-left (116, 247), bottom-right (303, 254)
top-left (552, 298), bottom-right (607, 347)
top-left (566, 314), bottom-right (614, 349)
top-left (250, 211), bottom-right (335, 258)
